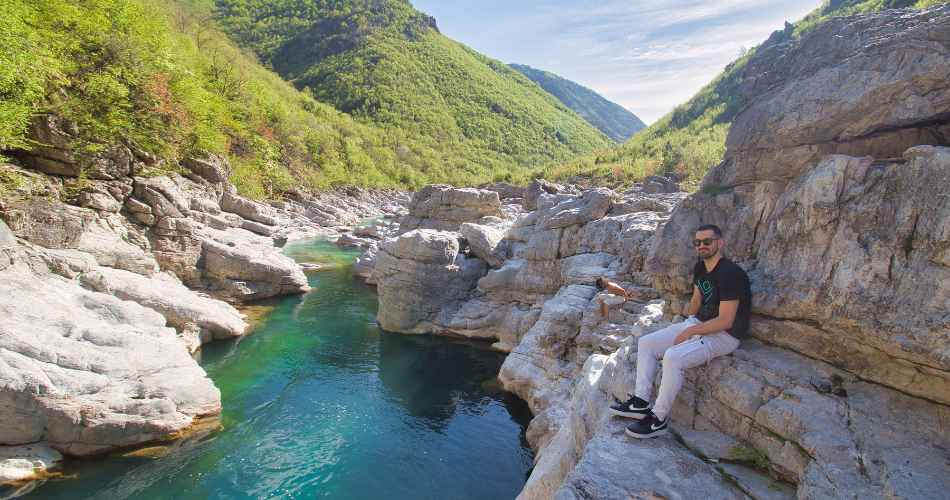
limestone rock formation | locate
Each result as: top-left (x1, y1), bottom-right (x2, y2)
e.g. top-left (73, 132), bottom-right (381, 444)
top-left (374, 229), bottom-right (486, 333)
top-left (220, 190), bottom-right (279, 226)
top-left (80, 267), bottom-right (247, 350)
top-left (201, 235), bottom-right (310, 302)
top-left (398, 184), bottom-right (504, 233)
top-left (0, 237), bottom-right (221, 457)
top-left (0, 444), bottom-right (62, 484)
top-left (648, 6), bottom-right (950, 407)
top-left (1, 198), bottom-right (159, 275)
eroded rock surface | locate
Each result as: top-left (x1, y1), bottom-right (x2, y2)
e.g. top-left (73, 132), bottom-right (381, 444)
top-left (398, 184), bottom-right (504, 233)
top-left (0, 244), bottom-right (221, 457)
top-left (374, 229), bottom-right (486, 333)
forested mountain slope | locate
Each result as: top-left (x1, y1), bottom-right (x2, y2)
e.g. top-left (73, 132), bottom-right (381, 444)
top-left (213, 0), bottom-right (610, 182)
top-left (511, 64), bottom-right (646, 142)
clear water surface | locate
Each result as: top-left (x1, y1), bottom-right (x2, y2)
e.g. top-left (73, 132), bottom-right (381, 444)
top-left (16, 238), bottom-right (533, 499)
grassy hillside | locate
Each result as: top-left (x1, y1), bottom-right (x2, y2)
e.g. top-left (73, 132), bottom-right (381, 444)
top-left (535, 0), bottom-right (945, 190)
top-left (511, 64), bottom-right (646, 142)
top-left (3, 0), bottom-right (493, 198)
top-left (213, 0), bottom-right (610, 180)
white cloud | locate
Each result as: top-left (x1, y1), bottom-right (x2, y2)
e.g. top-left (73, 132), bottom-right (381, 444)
top-left (414, 0), bottom-right (820, 124)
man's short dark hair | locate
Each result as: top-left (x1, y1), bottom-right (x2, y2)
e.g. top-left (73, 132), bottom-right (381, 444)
top-left (595, 277), bottom-right (606, 289)
top-left (696, 224), bottom-right (722, 237)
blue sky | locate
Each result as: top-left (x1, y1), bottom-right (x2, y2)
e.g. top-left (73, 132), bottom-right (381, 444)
top-left (411, 0), bottom-right (819, 124)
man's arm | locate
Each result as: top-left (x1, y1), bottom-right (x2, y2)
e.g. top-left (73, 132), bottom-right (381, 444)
top-left (686, 285), bottom-right (701, 316)
top-left (604, 281), bottom-right (627, 296)
top-left (676, 300), bottom-right (738, 343)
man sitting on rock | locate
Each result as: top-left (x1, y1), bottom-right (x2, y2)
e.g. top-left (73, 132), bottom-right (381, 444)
top-left (609, 224), bottom-right (751, 438)
top-left (595, 277), bottom-right (632, 317)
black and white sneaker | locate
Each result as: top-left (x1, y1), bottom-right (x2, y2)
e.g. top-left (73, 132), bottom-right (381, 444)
top-left (609, 395), bottom-right (652, 419)
top-left (625, 411), bottom-right (669, 438)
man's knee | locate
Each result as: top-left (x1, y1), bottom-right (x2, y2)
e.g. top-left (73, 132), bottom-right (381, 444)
top-left (637, 331), bottom-right (660, 351)
top-left (662, 349), bottom-right (683, 368)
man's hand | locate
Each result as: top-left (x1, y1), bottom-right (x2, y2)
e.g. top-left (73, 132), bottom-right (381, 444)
top-left (674, 328), bottom-right (695, 345)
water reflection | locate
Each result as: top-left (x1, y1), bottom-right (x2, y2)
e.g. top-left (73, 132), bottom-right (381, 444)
top-left (378, 333), bottom-right (518, 429)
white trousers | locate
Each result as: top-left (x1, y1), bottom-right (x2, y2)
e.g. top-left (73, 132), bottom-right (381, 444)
top-left (634, 317), bottom-right (740, 420)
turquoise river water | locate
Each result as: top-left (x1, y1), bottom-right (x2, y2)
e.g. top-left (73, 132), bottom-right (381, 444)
top-left (16, 238), bottom-right (534, 499)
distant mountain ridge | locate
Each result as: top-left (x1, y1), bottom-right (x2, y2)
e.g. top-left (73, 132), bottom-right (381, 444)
top-left (510, 63), bottom-right (646, 142)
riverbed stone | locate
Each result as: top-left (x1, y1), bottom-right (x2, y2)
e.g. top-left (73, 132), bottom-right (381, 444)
top-left (399, 185), bottom-right (503, 233)
top-left (201, 236), bottom-right (310, 302)
top-left (220, 191), bottom-right (278, 226)
top-left (0, 444), bottom-right (62, 484)
top-left (0, 199), bottom-right (159, 275)
top-left (375, 229), bottom-right (487, 333)
top-left (80, 266), bottom-right (247, 343)
top-left (0, 260), bottom-right (221, 456)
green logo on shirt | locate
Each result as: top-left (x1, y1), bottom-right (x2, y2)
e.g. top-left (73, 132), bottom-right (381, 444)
top-left (698, 279), bottom-right (713, 303)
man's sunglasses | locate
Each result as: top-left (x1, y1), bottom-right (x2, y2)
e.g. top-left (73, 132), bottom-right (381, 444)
top-left (693, 238), bottom-right (719, 247)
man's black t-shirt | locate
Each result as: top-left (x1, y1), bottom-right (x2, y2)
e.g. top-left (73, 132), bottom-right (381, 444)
top-left (692, 258), bottom-right (751, 339)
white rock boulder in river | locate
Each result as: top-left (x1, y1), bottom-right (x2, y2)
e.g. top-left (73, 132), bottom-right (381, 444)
top-left (0, 225), bottom-right (220, 457)
top-left (80, 266), bottom-right (247, 350)
top-left (374, 229), bottom-right (486, 333)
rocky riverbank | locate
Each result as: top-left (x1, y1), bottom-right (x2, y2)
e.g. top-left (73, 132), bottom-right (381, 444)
top-left (367, 6), bottom-right (950, 499)
top-left (0, 145), bottom-right (407, 484)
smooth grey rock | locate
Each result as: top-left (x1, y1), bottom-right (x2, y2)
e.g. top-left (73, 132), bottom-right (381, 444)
top-left (220, 191), bottom-right (278, 226)
top-left (678, 429), bottom-right (741, 460)
top-left (0, 263), bottom-right (220, 456)
top-left (374, 230), bottom-right (487, 333)
top-left (648, 5), bottom-right (950, 407)
top-left (0, 444), bottom-right (62, 484)
top-left (182, 154), bottom-right (230, 184)
top-left (132, 176), bottom-right (191, 219)
top-left (22, 246), bottom-right (99, 279)
top-left (1, 199), bottom-right (158, 275)
top-left (80, 267), bottom-right (247, 343)
top-left (0, 220), bottom-right (15, 250)
top-left (201, 237), bottom-right (309, 302)
top-left (148, 216), bottom-right (203, 283)
top-left (460, 222), bottom-right (506, 268)
top-left (399, 185), bottom-right (503, 233)
top-left (716, 463), bottom-right (795, 500)
top-left (538, 188), bottom-right (613, 229)
top-left (124, 197), bottom-right (155, 226)
top-left (241, 219), bottom-right (276, 237)
top-left (554, 421), bottom-right (746, 500)
top-left (77, 189), bottom-right (122, 213)
top-left (189, 197), bottom-right (221, 214)
top-left (715, 6), bottom-right (950, 187)
top-left (353, 245), bottom-right (378, 282)
top-left (443, 298), bottom-right (541, 349)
